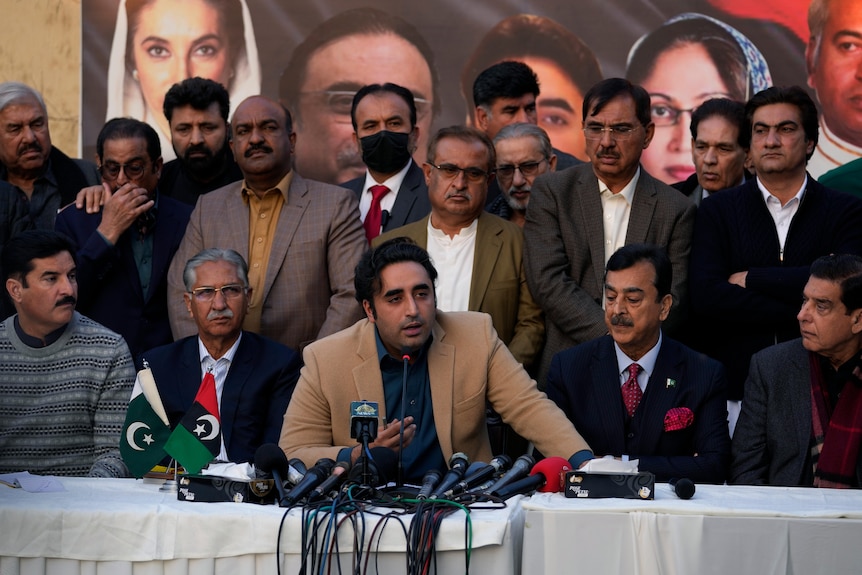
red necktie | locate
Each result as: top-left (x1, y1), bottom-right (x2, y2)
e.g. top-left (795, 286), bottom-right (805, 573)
top-left (622, 363), bottom-right (643, 417)
top-left (363, 184), bottom-right (390, 243)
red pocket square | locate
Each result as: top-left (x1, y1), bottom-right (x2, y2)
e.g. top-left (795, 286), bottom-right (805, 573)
top-left (664, 407), bottom-right (694, 431)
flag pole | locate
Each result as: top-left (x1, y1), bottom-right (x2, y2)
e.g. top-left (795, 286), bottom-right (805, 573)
top-left (159, 458), bottom-right (178, 493)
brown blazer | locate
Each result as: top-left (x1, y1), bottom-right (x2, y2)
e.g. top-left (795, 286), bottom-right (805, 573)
top-left (375, 212), bottom-right (544, 368)
top-left (279, 311), bottom-right (590, 467)
top-left (167, 173), bottom-right (366, 351)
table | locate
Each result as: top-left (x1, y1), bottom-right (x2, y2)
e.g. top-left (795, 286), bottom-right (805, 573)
top-left (521, 483), bottom-right (862, 575)
top-left (0, 477), bottom-right (524, 575)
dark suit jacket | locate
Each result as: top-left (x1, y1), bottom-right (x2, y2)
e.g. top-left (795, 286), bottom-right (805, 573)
top-left (143, 331), bottom-right (301, 464)
top-left (547, 335), bottom-right (730, 483)
top-left (55, 193), bottom-right (192, 360)
top-left (731, 338), bottom-right (862, 487)
top-left (524, 163), bottom-right (696, 384)
top-left (341, 159), bottom-right (430, 233)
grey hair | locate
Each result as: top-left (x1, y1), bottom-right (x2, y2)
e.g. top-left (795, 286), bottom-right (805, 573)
top-left (0, 82), bottom-right (47, 114)
top-left (182, 248), bottom-right (249, 291)
top-left (493, 122), bottom-right (553, 161)
top-left (808, 0), bottom-right (831, 63)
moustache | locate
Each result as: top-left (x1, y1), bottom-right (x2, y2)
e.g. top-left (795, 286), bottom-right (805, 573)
top-left (55, 296), bottom-right (76, 308)
top-left (184, 144), bottom-right (214, 159)
top-left (445, 191), bottom-right (473, 201)
top-left (207, 309), bottom-right (235, 320)
top-left (596, 149), bottom-right (620, 160)
top-left (610, 314), bottom-right (634, 327)
top-left (18, 141), bottom-right (43, 157)
top-left (245, 143), bottom-right (273, 157)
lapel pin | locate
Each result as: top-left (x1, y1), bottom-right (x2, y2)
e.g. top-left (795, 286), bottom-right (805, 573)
top-left (666, 378), bottom-right (676, 389)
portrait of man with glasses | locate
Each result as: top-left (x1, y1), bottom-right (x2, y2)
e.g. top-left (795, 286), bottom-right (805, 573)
top-left (524, 77), bottom-right (696, 385)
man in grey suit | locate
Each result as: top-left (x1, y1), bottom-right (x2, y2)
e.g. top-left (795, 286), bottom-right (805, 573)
top-left (167, 96), bottom-right (366, 352)
top-left (340, 83), bottom-right (430, 242)
top-left (732, 254), bottom-right (862, 488)
top-left (525, 78), bottom-right (696, 385)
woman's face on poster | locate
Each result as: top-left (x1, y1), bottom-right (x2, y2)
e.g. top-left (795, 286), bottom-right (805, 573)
top-left (639, 41), bottom-right (732, 185)
top-left (130, 0), bottom-right (232, 132)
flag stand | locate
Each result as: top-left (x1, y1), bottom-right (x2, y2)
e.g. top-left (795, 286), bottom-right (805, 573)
top-left (159, 459), bottom-right (178, 493)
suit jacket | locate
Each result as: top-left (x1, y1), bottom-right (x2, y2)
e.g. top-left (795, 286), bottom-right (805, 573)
top-left (524, 163), bottom-right (696, 385)
top-left (689, 176), bottom-right (862, 399)
top-left (143, 331), bottom-right (301, 464)
top-left (547, 335), bottom-right (730, 483)
top-left (374, 212), bottom-right (544, 367)
top-left (731, 339), bottom-right (862, 487)
top-left (55, 193), bottom-right (192, 360)
top-left (167, 172), bottom-right (366, 352)
top-left (342, 160), bottom-right (430, 232)
top-left (279, 311), bottom-right (590, 469)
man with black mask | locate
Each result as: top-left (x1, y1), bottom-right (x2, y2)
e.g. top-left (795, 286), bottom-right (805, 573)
top-left (342, 83), bottom-right (430, 242)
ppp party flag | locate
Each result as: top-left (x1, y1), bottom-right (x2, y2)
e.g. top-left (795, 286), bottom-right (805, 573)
top-left (164, 371), bottom-right (221, 474)
top-left (120, 362), bottom-right (172, 478)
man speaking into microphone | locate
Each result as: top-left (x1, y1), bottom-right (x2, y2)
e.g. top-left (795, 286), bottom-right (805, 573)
top-left (279, 238), bottom-right (593, 483)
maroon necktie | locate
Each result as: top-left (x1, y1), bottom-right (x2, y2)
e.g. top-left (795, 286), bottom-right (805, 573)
top-left (622, 363), bottom-right (643, 417)
top-left (363, 184), bottom-right (390, 243)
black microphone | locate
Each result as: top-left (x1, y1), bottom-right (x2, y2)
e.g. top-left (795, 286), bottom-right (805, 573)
top-left (397, 346), bottom-right (411, 487)
top-left (347, 446), bottom-right (399, 487)
top-left (282, 458), bottom-right (335, 506)
top-left (429, 452), bottom-right (469, 499)
top-left (254, 444), bottom-right (292, 506)
top-left (668, 477), bottom-right (696, 500)
top-left (417, 468), bottom-right (442, 499)
top-left (492, 457), bottom-right (570, 499)
top-left (483, 454), bottom-right (535, 495)
top-left (381, 210), bottom-right (391, 228)
top-left (446, 454), bottom-right (512, 498)
top-left (307, 460), bottom-right (351, 503)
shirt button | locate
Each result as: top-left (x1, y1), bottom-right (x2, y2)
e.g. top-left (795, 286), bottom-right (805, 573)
top-left (260, 212), bottom-right (267, 218)
top-left (253, 263), bottom-right (260, 268)
top-left (410, 400), bottom-right (416, 406)
top-left (627, 432), bottom-right (635, 438)
top-left (257, 237), bottom-right (263, 243)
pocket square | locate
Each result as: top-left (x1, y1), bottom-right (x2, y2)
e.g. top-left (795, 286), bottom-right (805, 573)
top-left (664, 407), bottom-right (694, 431)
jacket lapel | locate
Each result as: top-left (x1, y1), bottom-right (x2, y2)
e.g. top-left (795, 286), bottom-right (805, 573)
top-left (636, 338), bottom-right (683, 453)
top-left (219, 334), bottom-right (256, 452)
top-left (351, 322), bottom-right (389, 420)
top-left (427, 321), bottom-right (455, 459)
top-left (262, 174), bottom-right (308, 302)
top-left (469, 212), bottom-right (503, 309)
top-left (579, 171), bottom-right (607, 293)
top-left (626, 171), bottom-right (658, 244)
top-left (388, 161), bottom-right (422, 230)
top-left (594, 337), bottom-right (628, 452)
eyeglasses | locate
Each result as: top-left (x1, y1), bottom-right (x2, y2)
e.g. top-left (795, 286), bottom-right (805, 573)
top-left (583, 125), bottom-right (641, 141)
top-left (189, 284), bottom-right (246, 302)
top-left (299, 90), bottom-right (432, 123)
top-left (426, 162), bottom-right (491, 182)
top-left (650, 103), bottom-right (697, 127)
top-left (496, 160), bottom-right (546, 179)
top-left (99, 161), bottom-right (148, 180)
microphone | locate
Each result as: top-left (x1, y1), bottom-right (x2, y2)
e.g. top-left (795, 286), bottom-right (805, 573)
top-left (417, 468), bottom-right (442, 499)
top-left (397, 346), bottom-right (410, 487)
top-left (307, 460), bottom-right (351, 503)
top-left (429, 452), bottom-right (469, 499)
top-left (254, 444), bottom-right (294, 506)
top-left (350, 401), bottom-right (379, 443)
top-left (381, 210), bottom-right (391, 228)
top-left (282, 458), bottom-right (336, 506)
top-left (492, 457), bottom-right (571, 500)
top-left (347, 446), bottom-right (399, 487)
top-left (288, 458), bottom-right (307, 481)
top-left (445, 455), bottom-right (512, 498)
top-left (483, 454), bottom-right (535, 495)
top-left (668, 477), bottom-right (696, 500)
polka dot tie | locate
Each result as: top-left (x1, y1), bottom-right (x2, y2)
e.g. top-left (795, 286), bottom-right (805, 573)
top-left (622, 363), bottom-right (643, 418)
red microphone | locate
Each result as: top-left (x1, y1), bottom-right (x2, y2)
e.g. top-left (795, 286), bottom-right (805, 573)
top-left (492, 457), bottom-right (571, 499)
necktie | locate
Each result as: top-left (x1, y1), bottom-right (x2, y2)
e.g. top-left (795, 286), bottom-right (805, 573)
top-left (363, 184), bottom-right (390, 242)
top-left (622, 363), bottom-right (643, 417)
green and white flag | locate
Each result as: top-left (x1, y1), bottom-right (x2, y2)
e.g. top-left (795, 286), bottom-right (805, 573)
top-left (120, 363), bottom-right (171, 478)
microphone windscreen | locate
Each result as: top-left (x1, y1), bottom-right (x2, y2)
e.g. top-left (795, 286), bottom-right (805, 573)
top-left (670, 477), bottom-right (696, 500)
top-left (254, 444), bottom-right (289, 476)
top-left (530, 457), bottom-right (571, 493)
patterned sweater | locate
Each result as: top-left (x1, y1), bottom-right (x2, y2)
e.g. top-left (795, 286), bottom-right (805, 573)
top-left (0, 312), bottom-right (134, 477)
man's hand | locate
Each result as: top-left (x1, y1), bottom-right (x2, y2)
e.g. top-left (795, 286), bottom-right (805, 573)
top-left (728, 271), bottom-right (748, 288)
top-left (75, 182), bottom-right (112, 214)
top-left (350, 416), bottom-right (415, 464)
top-left (96, 182), bottom-right (155, 245)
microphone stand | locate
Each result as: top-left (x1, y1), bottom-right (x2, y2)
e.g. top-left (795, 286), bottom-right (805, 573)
top-left (398, 350), bottom-right (410, 487)
top-left (159, 459), bottom-right (178, 492)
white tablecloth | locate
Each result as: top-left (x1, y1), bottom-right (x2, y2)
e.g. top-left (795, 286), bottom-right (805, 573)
top-left (522, 483), bottom-right (862, 575)
top-left (0, 477), bottom-right (523, 575)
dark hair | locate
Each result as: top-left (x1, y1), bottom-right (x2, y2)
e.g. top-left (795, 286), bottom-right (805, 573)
top-left (583, 78), bottom-right (651, 127)
top-left (690, 98), bottom-right (747, 147)
top-left (163, 77), bottom-right (231, 123)
top-left (350, 83), bottom-right (417, 131)
top-left (744, 86), bottom-right (819, 159)
top-left (605, 244), bottom-right (672, 301)
top-left (426, 125), bottom-right (496, 173)
top-left (809, 254), bottom-right (862, 312)
top-left (472, 61), bottom-right (540, 110)
top-left (2, 230), bottom-right (76, 284)
top-left (461, 14), bottom-right (602, 115)
top-left (279, 8), bottom-right (440, 123)
top-left (354, 237), bottom-right (438, 310)
top-left (97, 117), bottom-right (161, 162)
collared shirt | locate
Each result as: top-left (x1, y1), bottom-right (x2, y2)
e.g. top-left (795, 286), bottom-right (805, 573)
top-left (426, 217), bottom-right (477, 312)
top-left (756, 175), bottom-right (807, 260)
top-left (242, 171), bottom-right (294, 332)
top-left (598, 167), bottom-right (640, 267)
top-left (197, 332), bottom-right (243, 461)
top-left (3, 157), bottom-right (61, 231)
top-left (358, 159), bottom-right (412, 222)
top-left (613, 332), bottom-right (662, 394)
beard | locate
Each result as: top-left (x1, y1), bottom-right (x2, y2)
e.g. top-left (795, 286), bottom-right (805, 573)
top-left (181, 141), bottom-right (229, 180)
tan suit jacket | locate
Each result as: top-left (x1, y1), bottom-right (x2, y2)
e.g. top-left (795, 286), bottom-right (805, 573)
top-left (167, 173), bottom-right (366, 351)
top-left (375, 212), bottom-right (544, 368)
top-left (279, 311), bottom-right (590, 467)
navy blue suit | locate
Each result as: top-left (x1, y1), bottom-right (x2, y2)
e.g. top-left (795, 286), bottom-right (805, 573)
top-left (547, 335), bottom-right (730, 483)
top-left (341, 160), bottom-right (430, 233)
top-left (143, 331), bottom-right (301, 464)
top-left (55, 194), bottom-right (191, 360)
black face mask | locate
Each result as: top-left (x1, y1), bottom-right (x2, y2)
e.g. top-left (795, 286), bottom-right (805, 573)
top-left (360, 130), bottom-right (412, 174)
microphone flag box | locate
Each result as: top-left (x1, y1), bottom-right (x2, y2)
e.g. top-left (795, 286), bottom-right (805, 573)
top-left (563, 471), bottom-right (655, 500)
top-left (177, 474), bottom-right (277, 504)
